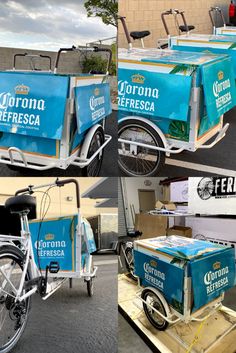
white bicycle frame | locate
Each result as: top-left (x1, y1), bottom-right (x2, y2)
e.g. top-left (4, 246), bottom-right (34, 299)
top-left (0, 179), bottom-right (98, 303)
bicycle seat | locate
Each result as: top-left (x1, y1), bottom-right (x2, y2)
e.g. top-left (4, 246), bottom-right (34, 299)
top-left (130, 31), bottom-right (150, 40)
top-left (5, 195), bottom-right (36, 214)
top-left (127, 230), bottom-right (142, 238)
top-left (179, 25), bottom-right (195, 32)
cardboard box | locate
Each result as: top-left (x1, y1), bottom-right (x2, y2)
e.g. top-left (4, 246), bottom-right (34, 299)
top-left (167, 226), bottom-right (192, 238)
top-left (155, 200), bottom-right (176, 211)
top-left (135, 214), bottom-right (167, 239)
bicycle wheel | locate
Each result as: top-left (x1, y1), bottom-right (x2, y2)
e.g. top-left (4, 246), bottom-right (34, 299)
top-left (86, 278), bottom-right (94, 297)
top-left (0, 246), bottom-right (31, 353)
top-left (118, 119), bottom-right (165, 176)
top-left (82, 126), bottom-right (105, 177)
top-left (124, 247), bottom-right (137, 282)
top-left (141, 288), bottom-right (168, 331)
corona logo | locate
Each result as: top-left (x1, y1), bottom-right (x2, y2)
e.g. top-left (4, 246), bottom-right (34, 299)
top-left (94, 88), bottom-right (100, 96)
top-left (15, 84), bottom-right (30, 95)
top-left (150, 260), bottom-right (157, 268)
top-left (131, 74), bottom-right (145, 84)
top-left (213, 261), bottom-right (221, 270)
top-left (218, 71), bottom-right (224, 81)
top-left (45, 233), bottom-right (55, 241)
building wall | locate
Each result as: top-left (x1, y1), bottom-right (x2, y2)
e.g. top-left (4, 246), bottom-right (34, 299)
top-left (0, 177), bottom-right (117, 219)
top-left (121, 177), bottom-right (163, 229)
top-left (119, 0), bottom-right (230, 48)
top-left (0, 46), bottom-right (111, 73)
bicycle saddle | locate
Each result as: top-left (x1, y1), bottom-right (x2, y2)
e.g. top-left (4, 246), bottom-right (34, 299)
top-left (5, 195), bottom-right (36, 214)
top-left (179, 25), bottom-right (195, 32)
top-left (130, 31), bottom-right (150, 40)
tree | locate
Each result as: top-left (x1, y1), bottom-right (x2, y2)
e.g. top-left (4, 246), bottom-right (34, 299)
top-left (84, 0), bottom-right (118, 27)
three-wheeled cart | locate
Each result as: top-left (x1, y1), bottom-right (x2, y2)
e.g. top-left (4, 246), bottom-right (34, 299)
top-left (209, 7), bottom-right (236, 36)
top-left (162, 9), bottom-right (236, 78)
top-left (0, 178), bottom-right (98, 352)
top-left (0, 46), bottom-right (112, 176)
top-left (133, 236), bottom-right (235, 334)
top-left (118, 48), bottom-right (236, 176)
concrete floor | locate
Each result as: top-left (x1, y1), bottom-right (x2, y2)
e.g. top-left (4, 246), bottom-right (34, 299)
top-left (10, 254), bottom-right (117, 353)
top-left (0, 112), bottom-right (118, 177)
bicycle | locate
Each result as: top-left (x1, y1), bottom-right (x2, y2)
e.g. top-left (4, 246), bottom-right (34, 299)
top-left (0, 178), bottom-right (97, 353)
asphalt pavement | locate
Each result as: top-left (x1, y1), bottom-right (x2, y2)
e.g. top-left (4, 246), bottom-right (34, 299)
top-left (11, 254), bottom-right (117, 353)
top-left (0, 112), bottom-right (118, 177)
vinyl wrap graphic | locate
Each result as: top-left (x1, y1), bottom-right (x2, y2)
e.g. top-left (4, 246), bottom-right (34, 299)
top-left (118, 68), bottom-right (192, 121)
top-left (75, 83), bottom-right (112, 134)
top-left (29, 216), bottom-right (96, 272)
top-left (0, 72), bottom-right (69, 139)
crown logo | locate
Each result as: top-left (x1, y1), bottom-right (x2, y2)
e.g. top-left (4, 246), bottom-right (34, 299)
top-left (15, 84), bottom-right (30, 95)
top-left (94, 88), bottom-right (100, 96)
top-left (150, 260), bottom-right (157, 268)
top-left (131, 74), bottom-right (145, 84)
top-left (213, 261), bottom-right (221, 270)
top-left (218, 71), bottom-right (224, 81)
top-left (45, 233), bottom-right (54, 241)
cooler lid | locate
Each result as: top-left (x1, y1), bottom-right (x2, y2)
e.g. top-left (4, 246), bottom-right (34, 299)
top-left (134, 235), bottom-right (230, 260)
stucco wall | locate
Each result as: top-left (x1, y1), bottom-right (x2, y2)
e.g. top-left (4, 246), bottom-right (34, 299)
top-left (119, 0), bottom-right (230, 48)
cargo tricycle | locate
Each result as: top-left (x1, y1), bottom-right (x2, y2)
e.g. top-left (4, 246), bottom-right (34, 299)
top-left (118, 18), bottom-right (236, 176)
top-left (209, 6), bottom-right (236, 36)
top-left (0, 46), bottom-right (112, 176)
top-left (0, 178), bottom-right (97, 352)
top-left (133, 236), bottom-right (235, 334)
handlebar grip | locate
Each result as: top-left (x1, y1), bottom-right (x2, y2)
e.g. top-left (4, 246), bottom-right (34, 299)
top-left (56, 178), bottom-right (80, 209)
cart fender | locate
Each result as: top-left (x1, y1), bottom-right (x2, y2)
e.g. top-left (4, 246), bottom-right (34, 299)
top-left (0, 243), bottom-right (25, 260)
top-left (79, 124), bottom-right (104, 160)
top-left (141, 286), bottom-right (171, 318)
top-left (118, 116), bottom-right (168, 149)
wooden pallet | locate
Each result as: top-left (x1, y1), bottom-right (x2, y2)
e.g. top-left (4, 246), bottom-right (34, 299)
top-left (118, 274), bottom-right (236, 353)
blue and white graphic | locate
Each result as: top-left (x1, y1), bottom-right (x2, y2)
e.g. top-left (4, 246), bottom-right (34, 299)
top-left (134, 250), bottom-right (184, 304)
top-left (191, 248), bottom-right (235, 310)
top-left (118, 69), bottom-right (192, 121)
top-left (75, 83), bottom-right (111, 134)
top-left (202, 58), bottom-right (236, 122)
top-left (0, 72), bottom-right (69, 139)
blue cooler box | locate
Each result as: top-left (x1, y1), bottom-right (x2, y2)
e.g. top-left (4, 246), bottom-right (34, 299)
top-left (134, 236), bottom-right (235, 314)
top-left (29, 215), bottom-right (96, 274)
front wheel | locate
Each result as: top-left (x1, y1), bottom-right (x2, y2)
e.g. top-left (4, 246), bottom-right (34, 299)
top-left (86, 279), bottom-right (94, 297)
top-left (141, 288), bottom-right (169, 331)
top-left (81, 126), bottom-right (105, 177)
top-left (118, 119), bottom-right (165, 176)
top-left (0, 246), bottom-right (31, 353)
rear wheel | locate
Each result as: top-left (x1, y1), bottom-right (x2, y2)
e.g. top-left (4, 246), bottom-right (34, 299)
top-left (118, 120), bottom-right (165, 176)
top-left (86, 279), bottom-right (94, 297)
top-left (141, 289), bottom-right (168, 331)
top-left (82, 126), bottom-right (105, 176)
top-left (0, 247), bottom-right (31, 353)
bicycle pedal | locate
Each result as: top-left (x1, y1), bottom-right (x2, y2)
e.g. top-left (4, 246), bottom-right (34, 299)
top-left (48, 261), bottom-right (60, 274)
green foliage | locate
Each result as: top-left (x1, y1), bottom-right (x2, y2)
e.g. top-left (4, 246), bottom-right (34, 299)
top-left (82, 54), bottom-right (116, 76)
top-left (84, 0), bottom-right (118, 27)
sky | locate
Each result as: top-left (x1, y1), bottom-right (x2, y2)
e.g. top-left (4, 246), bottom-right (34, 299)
top-left (0, 0), bottom-right (117, 51)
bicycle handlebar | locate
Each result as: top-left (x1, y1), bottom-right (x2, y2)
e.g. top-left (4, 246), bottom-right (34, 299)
top-left (209, 7), bottom-right (226, 27)
top-left (54, 45), bottom-right (112, 74)
top-left (161, 9), bottom-right (188, 36)
top-left (15, 178), bottom-right (80, 209)
top-left (118, 16), bottom-right (132, 46)
top-left (13, 53), bottom-right (52, 71)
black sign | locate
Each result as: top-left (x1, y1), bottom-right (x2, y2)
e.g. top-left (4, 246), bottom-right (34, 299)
top-left (197, 177), bottom-right (236, 200)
